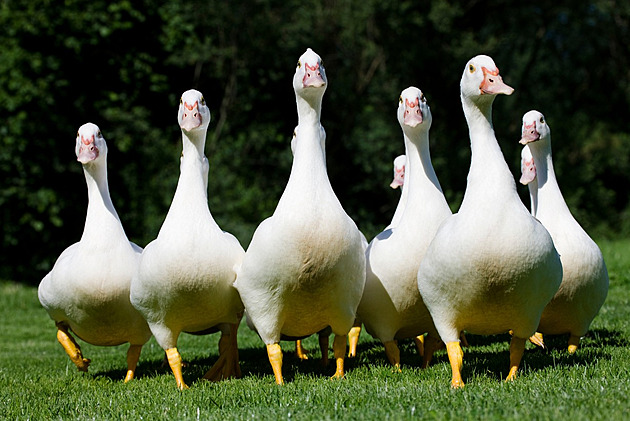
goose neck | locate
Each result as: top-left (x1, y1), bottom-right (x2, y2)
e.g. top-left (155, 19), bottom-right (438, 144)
top-left (296, 94), bottom-right (323, 126)
top-left (462, 95), bottom-right (511, 178)
top-left (402, 130), bottom-right (442, 195)
top-left (81, 162), bottom-right (123, 241)
top-left (528, 142), bottom-right (570, 218)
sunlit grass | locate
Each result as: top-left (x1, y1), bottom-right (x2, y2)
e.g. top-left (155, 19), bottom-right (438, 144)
top-left (1, 239), bottom-right (629, 419)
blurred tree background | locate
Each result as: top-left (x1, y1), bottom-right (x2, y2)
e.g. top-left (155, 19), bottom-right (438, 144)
top-left (1, 0), bottom-right (629, 285)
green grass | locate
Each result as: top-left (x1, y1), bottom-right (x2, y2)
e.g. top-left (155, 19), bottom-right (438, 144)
top-left (2, 239), bottom-right (629, 420)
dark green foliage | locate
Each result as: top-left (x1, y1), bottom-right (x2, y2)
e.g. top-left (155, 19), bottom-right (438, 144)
top-left (1, 0), bottom-right (628, 284)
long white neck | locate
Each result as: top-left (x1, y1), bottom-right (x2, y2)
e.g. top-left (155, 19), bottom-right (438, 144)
top-left (459, 94), bottom-right (517, 211)
top-left (528, 140), bottom-right (572, 220)
top-left (162, 130), bottom-right (216, 230)
top-left (81, 161), bottom-right (126, 244)
top-left (400, 128), bottom-right (448, 221)
top-left (287, 94), bottom-right (328, 187)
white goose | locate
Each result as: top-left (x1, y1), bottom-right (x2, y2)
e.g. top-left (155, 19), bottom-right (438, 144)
top-left (234, 48), bottom-right (366, 385)
top-left (519, 110), bottom-right (609, 353)
top-left (130, 89), bottom-right (245, 390)
top-left (417, 55), bottom-right (563, 388)
top-left (386, 154), bottom-right (407, 230)
top-left (358, 87), bottom-right (451, 371)
top-left (38, 123), bottom-right (151, 382)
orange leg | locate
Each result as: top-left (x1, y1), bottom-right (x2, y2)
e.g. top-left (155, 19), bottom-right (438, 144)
top-left (529, 332), bottom-right (545, 348)
top-left (204, 323), bottom-right (241, 381)
top-left (446, 341), bottom-right (464, 388)
top-left (266, 343), bottom-right (284, 385)
top-left (166, 347), bottom-right (188, 390)
top-left (506, 336), bottom-right (526, 382)
top-left (348, 323), bottom-right (362, 358)
top-left (567, 335), bottom-right (581, 354)
top-left (331, 334), bottom-right (346, 379)
top-left (319, 332), bottom-right (329, 366)
top-left (123, 344), bottom-right (143, 383)
top-left (422, 334), bottom-right (443, 369)
top-left (414, 334), bottom-right (425, 357)
top-left (295, 340), bottom-right (309, 360)
top-left (383, 340), bottom-right (402, 372)
top-left (55, 323), bottom-right (90, 372)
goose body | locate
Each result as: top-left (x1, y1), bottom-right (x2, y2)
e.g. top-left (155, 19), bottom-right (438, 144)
top-left (130, 89), bottom-right (245, 389)
top-left (234, 49), bottom-right (366, 384)
top-left (358, 88), bottom-right (451, 370)
top-left (38, 123), bottom-right (151, 382)
top-left (417, 56), bottom-right (562, 387)
top-left (519, 110), bottom-right (608, 352)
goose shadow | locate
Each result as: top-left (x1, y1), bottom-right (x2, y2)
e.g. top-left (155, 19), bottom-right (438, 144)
top-left (422, 329), bottom-right (622, 383)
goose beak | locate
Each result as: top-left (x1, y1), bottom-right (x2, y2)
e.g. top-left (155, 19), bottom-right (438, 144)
top-left (77, 135), bottom-right (99, 163)
top-left (302, 62), bottom-right (326, 88)
top-left (519, 123), bottom-right (540, 145)
top-left (390, 167), bottom-right (405, 188)
top-left (180, 100), bottom-right (202, 131)
top-left (480, 67), bottom-right (514, 95)
top-left (403, 98), bottom-right (423, 127)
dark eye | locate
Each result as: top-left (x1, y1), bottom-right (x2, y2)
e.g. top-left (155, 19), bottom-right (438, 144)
top-left (540, 116), bottom-right (545, 124)
top-left (200, 96), bottom-right (206, 106)
top-left (76, 132), bottom-right (80, 138)
top-left (469, 64), bottom-right (476, 73)
top-left (97, 131), bottom-right (102, 137)
top-left (297, 60), bottom-right (301, 68)
top-left (180, 97), bottom-right (183, 104)
top-left (398, 96), bottom-right (403, 104)
top-left (420, 93), bottom-right (425, 102)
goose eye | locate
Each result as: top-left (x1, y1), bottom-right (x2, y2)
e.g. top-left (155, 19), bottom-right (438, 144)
top-left (297, 60), bottom-right (301, 69)
top-left (97, 131), bottom-right (102, 137)
top-left (398, 96), bottom-right (403, 104)
top-left (179, 97), bottom-right (183, 104)
top-left (468, 64), bottom-right (476, 73)
top-left (420, 93), bottom-right (425, 102)
top-left (76, 132), bottom-right (80, 138)
top-left (539, 116), bottom-right (545, 124)
top-left (200, 96), bottom-right (206, 106)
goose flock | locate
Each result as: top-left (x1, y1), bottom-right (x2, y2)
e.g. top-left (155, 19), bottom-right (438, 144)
top-left (39, 49), bottom-right (609, 389)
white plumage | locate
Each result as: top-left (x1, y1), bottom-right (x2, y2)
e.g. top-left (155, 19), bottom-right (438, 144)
top-left (38, 123), bottom-right (151, 382)
top-left (519, 110), bottom-right (609, 353)
top-left (130, 89), bottom-right (245, 390)
top-left (386, 154), bottom-right (407, 230)
top-left (417, 55), bottom-right (562, 388)
top-left (234, 48), bottom-right (366, 385)
top-left (358, 87), bottom-right (451, 370)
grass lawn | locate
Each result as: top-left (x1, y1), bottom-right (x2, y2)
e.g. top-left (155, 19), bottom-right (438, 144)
top-left (1, 239), bottom-right (629, 420)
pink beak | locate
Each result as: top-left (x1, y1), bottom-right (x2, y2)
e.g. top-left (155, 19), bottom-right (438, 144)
top-left (77, 135), bottom-right (99, 163)
top-left (302, 62), bottom-right (325, 88)
top-left (520, 156), bottom-right (537, 185)
top-left (519, 122), bottom-right (540, 145)
top-left (403, 98), bottom-right (423, 127)
top-left (180, 100), bottom-right (202, 131)
top-left (480, 67), bottom-right (514, 96)
top-left (390, 166), bottom-right (405, 188)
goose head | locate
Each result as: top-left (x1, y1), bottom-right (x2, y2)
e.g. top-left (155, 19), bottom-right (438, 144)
top-left (178, 89), bottom-right (210, 134)
top-left (519, 110), bottom-right (550, 146)
top-left (293, 48), bottom-right (327, 102)
top-left (397, 87), bottom-right (432, 133)
top-left (390, 154), bottom-right (406, 189)
top-left (76, 123), bottom-right (107, 165)
top-left (519, 144), bottom-right (537, 185)
top-left (460, 55), bottom-right (513, 105)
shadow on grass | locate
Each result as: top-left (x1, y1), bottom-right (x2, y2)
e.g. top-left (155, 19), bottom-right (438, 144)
top-left (89, 327), bottom-right (626, 385)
